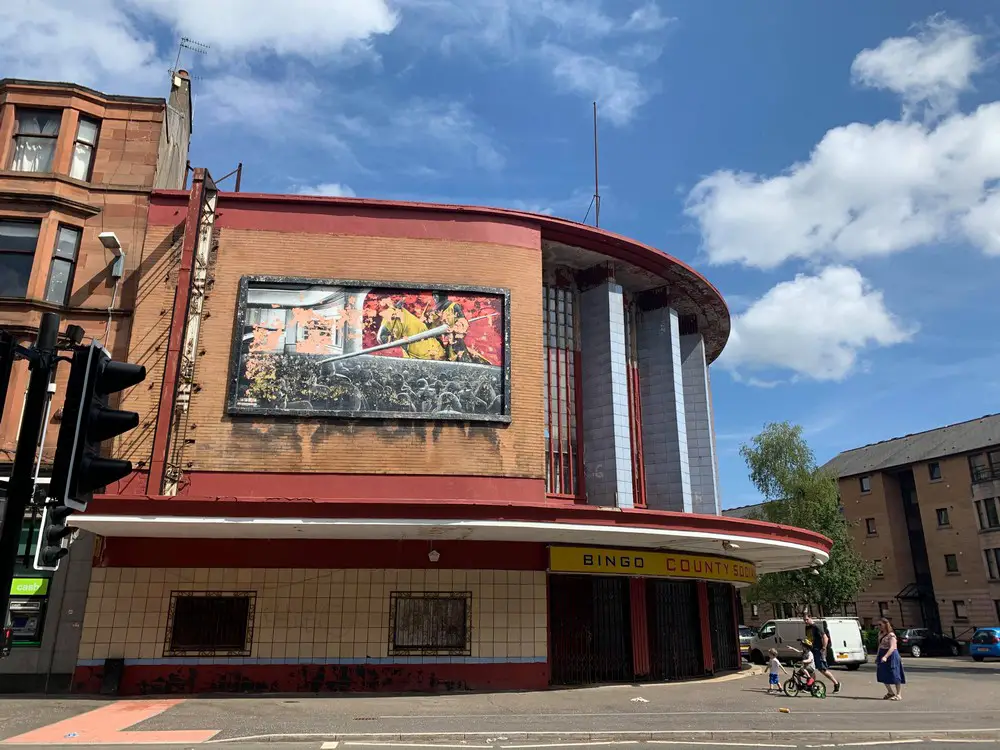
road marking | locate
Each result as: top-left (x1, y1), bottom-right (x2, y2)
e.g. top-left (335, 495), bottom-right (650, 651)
top-left (344, 744), bottom-right (492, 749)
top-left (503, 743), bottom-right (637, 749)
top-left (929, 741), bottom-right (998, 745)
top-left (372, 710), bottom-right (997, 719)
top-left (805, 741), bottom-right (923, 748)
top-left (1, 699), bottom-right (219, 745)
top-left (321, 744), bottom-right (340, 749)
top-left (648, 742), bottom-right (796, 748)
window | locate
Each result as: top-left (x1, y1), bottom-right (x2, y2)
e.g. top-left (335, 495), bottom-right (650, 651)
top-left (543, 285), bottom-right (581, 497)
top-left (69, 117), bottom-right (99, 181)
top-left (874, 559), bottom-right (884, 577)
top-left (878, 601), bottom-right (890, 618)
top-left (43, 226), bottom-right (81, 305)
top-left (971, 452), bottom-right (1000, 483)
top-left (0, 220), bottom-right (40, 298)
top-left (165, 591), bottom-right (255, 656)
top-left (751, 603), bottom-right (759, 618)
top-left (976, 498), bottom-right (1000, 531)
top-left (985, 548), bottom-right (1000, 581)
top-left (945, 554), bottom-right (959, 573)
top-left (995, 600), bottom-right (1000, 622)
top-left (757, 622), bottom-right (776, 638)
top-left (843, 601), bottom-right (858, 616)
top-left (10, 109), bottom-right (61, 173)
top-left (860, 475), bottom-right (872, 493)
top-left (953, 600), bottom-right (968, 620)
top-left (928, 461), bottom-right (942, 481)
top-left (936, 507), bottom-right (950, 527)
top-left (623, 301), bottom-right (645, 507)
top-left (865, 518), bottom-right (877, 535)
top-left (389, 592), bottom-right (471, 654)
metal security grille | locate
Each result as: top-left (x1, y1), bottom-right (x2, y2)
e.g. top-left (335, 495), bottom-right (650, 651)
top-left (708, 582), bottom-right (739, 672)
top-left (165, 591), bottom-right (255, 657)
top-left (624, 301), bottom-right (645, 507)
top-left (549, 575), bottom-right (632, 685)
top-left (543, 285), bottom-right (583, 498)
top-left (647, 579), bottom-right (703, 680)
top-left (388, 592), bottom-right (472, 655)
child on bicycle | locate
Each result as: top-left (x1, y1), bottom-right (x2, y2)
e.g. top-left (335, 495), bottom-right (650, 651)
top-left (791, 640), bottom-right (816, 686)
top-left (767, 648), bottom-right (787, 693)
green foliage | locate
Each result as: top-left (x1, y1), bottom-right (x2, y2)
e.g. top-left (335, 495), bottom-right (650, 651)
top-left (740, 422), bottom-right (877, 612)
top-left (862, 627), bottom-right (879, 654)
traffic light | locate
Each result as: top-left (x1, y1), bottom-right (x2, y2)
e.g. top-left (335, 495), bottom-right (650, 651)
top-left (32, 505), bottom-right (74, 571)
top-left (49, 342), bottom-right (146, 512)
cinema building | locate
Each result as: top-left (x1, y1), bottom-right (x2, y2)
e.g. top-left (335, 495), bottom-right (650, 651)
top-left (68, 169), bottom-right (832, 694)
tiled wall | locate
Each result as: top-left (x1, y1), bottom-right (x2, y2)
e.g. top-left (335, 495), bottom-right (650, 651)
top-left (78, 568), bottom-right (547, 664)
top-left (638, 306), bottom-right (692, 512)
top-left (580, 281), bottom-right (634, 509)
top-left (681, 333), bottom-right (721, 516)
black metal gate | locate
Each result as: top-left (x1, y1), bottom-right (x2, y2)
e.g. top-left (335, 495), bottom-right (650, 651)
top-left (647, 579), bottom-right (703, 680)
top-left (707, 582), bottom-right (739, 672)
top-left (549, 574), bottom-right (633, 685)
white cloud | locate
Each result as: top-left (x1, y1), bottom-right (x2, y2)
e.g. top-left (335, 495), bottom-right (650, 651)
top-left (126, 0), bottom-right (397, 57)
top-left (718, 266), bottom-right (914, 382)
top-left (0, 0), bottom-right (398, 95)
top-left (543, 45), bottom-right (652, 127)
top-left (851, 15), bottom-right (982, 120)
top-left (403, 0), bottom-right (667, 125)
top-left (686, 16), bottom-right (1000, 270)
top-left (294, 182), bottom-right (356, 197)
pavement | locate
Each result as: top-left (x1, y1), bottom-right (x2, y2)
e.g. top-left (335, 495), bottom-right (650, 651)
top-left (0, 657), bottom-right (997, 749)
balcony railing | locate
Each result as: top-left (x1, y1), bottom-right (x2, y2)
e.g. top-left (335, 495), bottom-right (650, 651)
top-left (972, 466), bottom-right (1000, 484)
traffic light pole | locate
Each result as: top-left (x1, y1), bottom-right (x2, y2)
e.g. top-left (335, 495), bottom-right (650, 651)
top-left (0, 312), bottom-right (60, 632)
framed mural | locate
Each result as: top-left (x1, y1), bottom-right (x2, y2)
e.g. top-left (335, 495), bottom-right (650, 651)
top-left (226, 276), bottom-right (511, 422)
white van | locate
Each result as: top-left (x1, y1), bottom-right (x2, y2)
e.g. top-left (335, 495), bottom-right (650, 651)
top-left (748, 618), bottom-right (867, 670)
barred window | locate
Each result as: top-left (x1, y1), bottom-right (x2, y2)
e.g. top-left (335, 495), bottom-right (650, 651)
top-left (543, 285), bottom-right (581, 497)
top-left (389, 592), bottom-right (471, 654)
top-left (165, 592), bottom-right (255, 656)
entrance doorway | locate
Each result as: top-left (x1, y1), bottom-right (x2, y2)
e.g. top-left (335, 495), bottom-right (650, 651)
top-left (707, 582), bottom-right (739, 672)
top-left (549, 574), bottom-right (632, 685)
top-left (647, 579), bottom-right (703, 680)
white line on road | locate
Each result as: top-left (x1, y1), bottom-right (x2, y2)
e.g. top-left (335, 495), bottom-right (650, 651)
top-left (372, 710), bottom-right (996, 719)
top-left (503, 742), bottom-right (637, 749)
top-left (804, 741), bottom-right (923, 748)
top-left (929, 741), bottom-right (999, 744)
top-left (321, 744), bottom-right (340, 749)
top-left (648, 741), bottom-right (797, 748)
top-left (343, 743), bottom-right (492, 749)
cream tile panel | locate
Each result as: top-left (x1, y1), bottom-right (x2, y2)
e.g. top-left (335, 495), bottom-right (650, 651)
top-left (82, 568), bottom-right (547, 660)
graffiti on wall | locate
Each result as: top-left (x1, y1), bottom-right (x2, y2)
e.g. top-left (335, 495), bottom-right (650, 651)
top-left (226, 277), bottom-right (510, 421)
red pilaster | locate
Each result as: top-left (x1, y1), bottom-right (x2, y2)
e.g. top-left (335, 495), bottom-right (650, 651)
top-left (629, 577), bottom-right (650, 677)
top-left (697, 580), bottom-right (713, 673)
top-left (146, 171), bottom-right (205, 494)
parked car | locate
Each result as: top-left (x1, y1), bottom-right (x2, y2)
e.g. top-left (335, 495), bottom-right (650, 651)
top-left (970, 627), bottom-right (1000, 662)
top-left (739, 625), bottom-right (755, 657)
top-left (748, 618), bottom-right (866, 669)
top-left (896, 628), bottom-right (961, 657)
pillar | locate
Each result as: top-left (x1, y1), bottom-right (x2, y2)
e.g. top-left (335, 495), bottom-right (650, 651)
top-left (698, 581), bottom-right (714, 674)
top-left (680, 333), bottom-right (721, 515)
top-left (636, 306), bottom-right (692, 512)
top-left (579, 281), bottom-right (633, 508)
top-left (630, 578), bottom-right (650, 678)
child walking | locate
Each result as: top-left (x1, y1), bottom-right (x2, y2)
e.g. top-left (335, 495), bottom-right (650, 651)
top-left (767, 648), bottom-right (787, 693)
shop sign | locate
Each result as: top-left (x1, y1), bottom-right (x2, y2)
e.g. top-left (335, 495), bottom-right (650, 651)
top-left (548, 546), bottom-right (756, 584)
top-left (10, 578), bottom-right (49, 596)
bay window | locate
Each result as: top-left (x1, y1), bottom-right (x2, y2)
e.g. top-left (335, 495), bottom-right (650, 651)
top-left (70, 117), bottom-right (100, 180)
top-left (0, 220), bottom-right (40, 298)
top-left (43, 226), bottom-right (82, 305)
top-left (10, 109), bottom-right (61, 173)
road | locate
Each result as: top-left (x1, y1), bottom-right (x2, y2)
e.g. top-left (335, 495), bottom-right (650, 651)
top-left (0, 657), bottom-right (996, 749)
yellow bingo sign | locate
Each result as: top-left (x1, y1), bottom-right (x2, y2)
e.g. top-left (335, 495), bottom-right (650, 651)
top-left (548, 546), bottom-right (756, 585)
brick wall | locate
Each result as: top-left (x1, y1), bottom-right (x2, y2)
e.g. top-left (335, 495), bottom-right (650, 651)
top-left (172, 229), bottom-right (544, 478)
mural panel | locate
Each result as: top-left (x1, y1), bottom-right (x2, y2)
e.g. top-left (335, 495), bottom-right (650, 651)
top-left (227, 277), bottom-right (511, 422)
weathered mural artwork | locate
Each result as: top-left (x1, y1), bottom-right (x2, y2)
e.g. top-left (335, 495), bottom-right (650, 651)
top-left (227, 277), bottom-right (511, 421)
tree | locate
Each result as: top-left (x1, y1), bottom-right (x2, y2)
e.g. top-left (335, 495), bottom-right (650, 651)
top-left (739, 422), bottom-right (876, 614)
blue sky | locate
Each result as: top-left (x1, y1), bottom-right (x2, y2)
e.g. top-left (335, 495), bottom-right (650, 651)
top-left (4, 1), bottom-right (1000, 508)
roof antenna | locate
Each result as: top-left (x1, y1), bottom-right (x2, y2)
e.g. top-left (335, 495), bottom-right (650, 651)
top-left (583, 101), bottom-right (601, 227)
top-left (170, 36), bottom-right (210, 78)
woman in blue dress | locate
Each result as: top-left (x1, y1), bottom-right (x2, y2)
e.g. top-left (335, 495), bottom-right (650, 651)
top-left (876, 618), bottom-right (906, 700)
